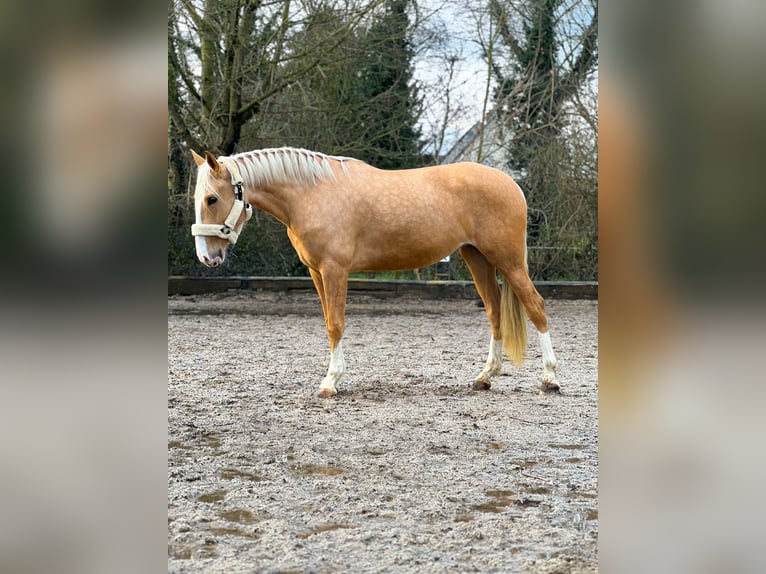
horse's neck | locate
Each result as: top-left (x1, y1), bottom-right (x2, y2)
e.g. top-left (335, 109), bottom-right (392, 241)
top-left (243, 181), bottom-right (295, 226)
top-left (231, 149), bottom-right (350, 226)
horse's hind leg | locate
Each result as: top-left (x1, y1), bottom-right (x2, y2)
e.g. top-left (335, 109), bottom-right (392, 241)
top-left (460, 245), bottom-right (503, 390)
top-left (313, 263), bottom-right (348, 398)
top-left (503, 266), bottom-right (560, 393)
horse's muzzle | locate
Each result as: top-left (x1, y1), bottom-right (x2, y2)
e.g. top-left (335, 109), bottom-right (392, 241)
top-left (200, 255), bottom-right (222, 267)
top-left (199, 249), bottom-right (224, 267)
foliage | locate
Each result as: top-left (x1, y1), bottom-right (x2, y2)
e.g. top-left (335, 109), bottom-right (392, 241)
top-left (487, 0), bottom-right (598, 280)
top-left (353, 0), bottom-right (423, 168)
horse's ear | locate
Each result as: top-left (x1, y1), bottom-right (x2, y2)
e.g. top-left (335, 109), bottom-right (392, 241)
top-left (204, 151), bottom-right (220, 175)
top-left (191, 149), bottom-right (205, 167)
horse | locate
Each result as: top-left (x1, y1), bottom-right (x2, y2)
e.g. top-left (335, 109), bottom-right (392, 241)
top-left (190, 147), bottom-right (560, 398)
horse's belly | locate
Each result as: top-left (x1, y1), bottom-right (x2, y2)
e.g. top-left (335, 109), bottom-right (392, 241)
top-left (351, 233), bottom-right (462, 272)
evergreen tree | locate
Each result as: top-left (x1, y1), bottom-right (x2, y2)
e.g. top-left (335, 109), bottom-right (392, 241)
top-left (274, 0), bottom-right (423, 168)
top-left (355, 0), bottom-right (423, 169)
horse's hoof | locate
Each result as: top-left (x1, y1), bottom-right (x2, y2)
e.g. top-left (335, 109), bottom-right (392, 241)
top-left (317, 387), bottom-right (337, 399)
top-left (472, 376), bottom-right (492, 391)
top-left (540, 380), bottom-right (561, 394)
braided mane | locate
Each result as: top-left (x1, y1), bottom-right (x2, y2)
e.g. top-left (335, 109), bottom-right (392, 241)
top-left (228, 147), bottom-right (352, 188)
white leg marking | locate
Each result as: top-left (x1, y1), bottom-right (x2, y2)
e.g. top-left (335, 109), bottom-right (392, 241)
top-left (483, 336), bottom-right (503, 377)
top-left (318, 340), bottom-right (345, 396)
top-left (538, 331), bottom-right (559, 388)
top-left (474, 336), bottom-right (502, 388)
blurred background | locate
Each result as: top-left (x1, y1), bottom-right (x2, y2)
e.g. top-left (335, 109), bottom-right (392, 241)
top-left (600, 0), bottom-right (766, 571)
top-left (0, 1), bottom-right (166, 573)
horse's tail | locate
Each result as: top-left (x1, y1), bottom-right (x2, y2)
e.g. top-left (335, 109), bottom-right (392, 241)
top-left (500, 247), bottom-right (528, 367)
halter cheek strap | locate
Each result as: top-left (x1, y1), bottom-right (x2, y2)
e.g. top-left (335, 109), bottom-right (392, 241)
top-left (190, 157), bottom-right (253, 245)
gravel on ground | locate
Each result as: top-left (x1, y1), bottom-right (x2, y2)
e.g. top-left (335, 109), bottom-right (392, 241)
top-left (168, 291), bottom-right (598, 573)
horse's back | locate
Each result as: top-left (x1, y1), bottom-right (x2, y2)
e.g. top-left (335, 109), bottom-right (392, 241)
top-left (357, 161), bottom-right (523, 203)
top-left (431, 162), bottom-right (523, 196)
top-left (419, 162), bottom-right (528, 224)
top-left (358, 162), bottom-right (527, 249)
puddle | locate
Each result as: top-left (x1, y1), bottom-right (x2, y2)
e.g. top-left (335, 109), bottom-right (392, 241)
top-left (205, 527), bottom-right (259, 540)
top-left (168, 542), bottom-right (217, 559)
top-left (565, 457), bottom-right (584, 463)
top-left (293, 463), bottom-right (344, 476)
top-left (472, 501), bottom-right (512, 513)
top-left (428, 445), bottom-right (452, 455)
top-left (203, 436), bottom-right (222, 448)
top-left (586, 509), bottom-right (598, 520)
top-left (486, 442), bottom-right (507, 451)
top-left (168, 441), bottom-right (192, 450)
top-left (296, 523), bottom-right (355, 539)
top-left (168, 544), bottom-right (191, 559)
top-left (220, 468), bottom-right (261, 481)
top-left (454, 514), bottom-right (474, 522)
top-left (366, 449), bottom-right (386, 456)
top-left (524, 486), bottom-right (551, 495)
top-left (197, 489), bottom-right (227, 503)
top-left (569, 491), bottom-right (597, 500)
top-left (548, 444), bottom-right (586, 450)
top-left (219, 509), bottom-right (255, 524)
top-left (485, 489), bottom-right (515, 498)
top-left (473, 489), bottom-right (516, 513)
top-left (515, 498), bottom-right (541, 508)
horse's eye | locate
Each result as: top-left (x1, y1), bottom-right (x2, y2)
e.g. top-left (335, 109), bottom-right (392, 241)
top-left (206, 196), bottom-right (218, 206)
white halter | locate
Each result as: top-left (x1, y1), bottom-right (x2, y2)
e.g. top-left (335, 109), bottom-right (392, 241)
top-left (190, 157), bottom-right (253, 245)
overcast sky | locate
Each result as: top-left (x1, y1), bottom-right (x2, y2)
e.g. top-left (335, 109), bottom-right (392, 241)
top-left (411, 0), bottom-right (598, 155)
top-left (412, 0), bottom-right (489, 154)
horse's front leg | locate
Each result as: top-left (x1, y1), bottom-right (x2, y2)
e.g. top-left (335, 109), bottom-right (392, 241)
top-left (313, 264), bottom-right (348, 398)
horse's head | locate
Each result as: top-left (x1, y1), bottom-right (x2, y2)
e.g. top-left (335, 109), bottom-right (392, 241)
top-left (190, 150), bottom-right (252, 267)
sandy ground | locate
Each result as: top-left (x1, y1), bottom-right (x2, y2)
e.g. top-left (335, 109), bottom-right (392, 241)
top-left (168, 291), bottom-right (598, 573)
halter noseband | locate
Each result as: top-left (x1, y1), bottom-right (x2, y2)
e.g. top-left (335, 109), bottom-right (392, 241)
top-left (190, 157), bottom-right (253, 245)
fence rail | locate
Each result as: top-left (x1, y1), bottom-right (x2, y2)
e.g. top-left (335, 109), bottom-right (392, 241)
top-left (168, 276), bottom-right (597, 300)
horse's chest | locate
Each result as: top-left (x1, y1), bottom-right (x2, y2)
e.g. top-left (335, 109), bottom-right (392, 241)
top-left (287, 226), bottom-right (351, 268)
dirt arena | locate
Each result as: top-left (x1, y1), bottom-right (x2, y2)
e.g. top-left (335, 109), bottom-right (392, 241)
top-left (168, 290), bottom-right (598, 573)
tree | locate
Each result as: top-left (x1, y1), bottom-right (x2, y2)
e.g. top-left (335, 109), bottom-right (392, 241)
top-left (482, 0), bottom-right (598, 279)
top-left (490, 0), bottom-right (597, 171)
top-left (354, 0), bottom-right (423, 168)
top-left (270, 0), bottom-right (423, 167)
top-left (169, 0), bottom-right (390, 156)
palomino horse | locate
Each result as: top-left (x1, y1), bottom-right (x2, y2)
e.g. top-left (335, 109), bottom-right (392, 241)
top-left (190, 147), bottom-right (559, 398)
